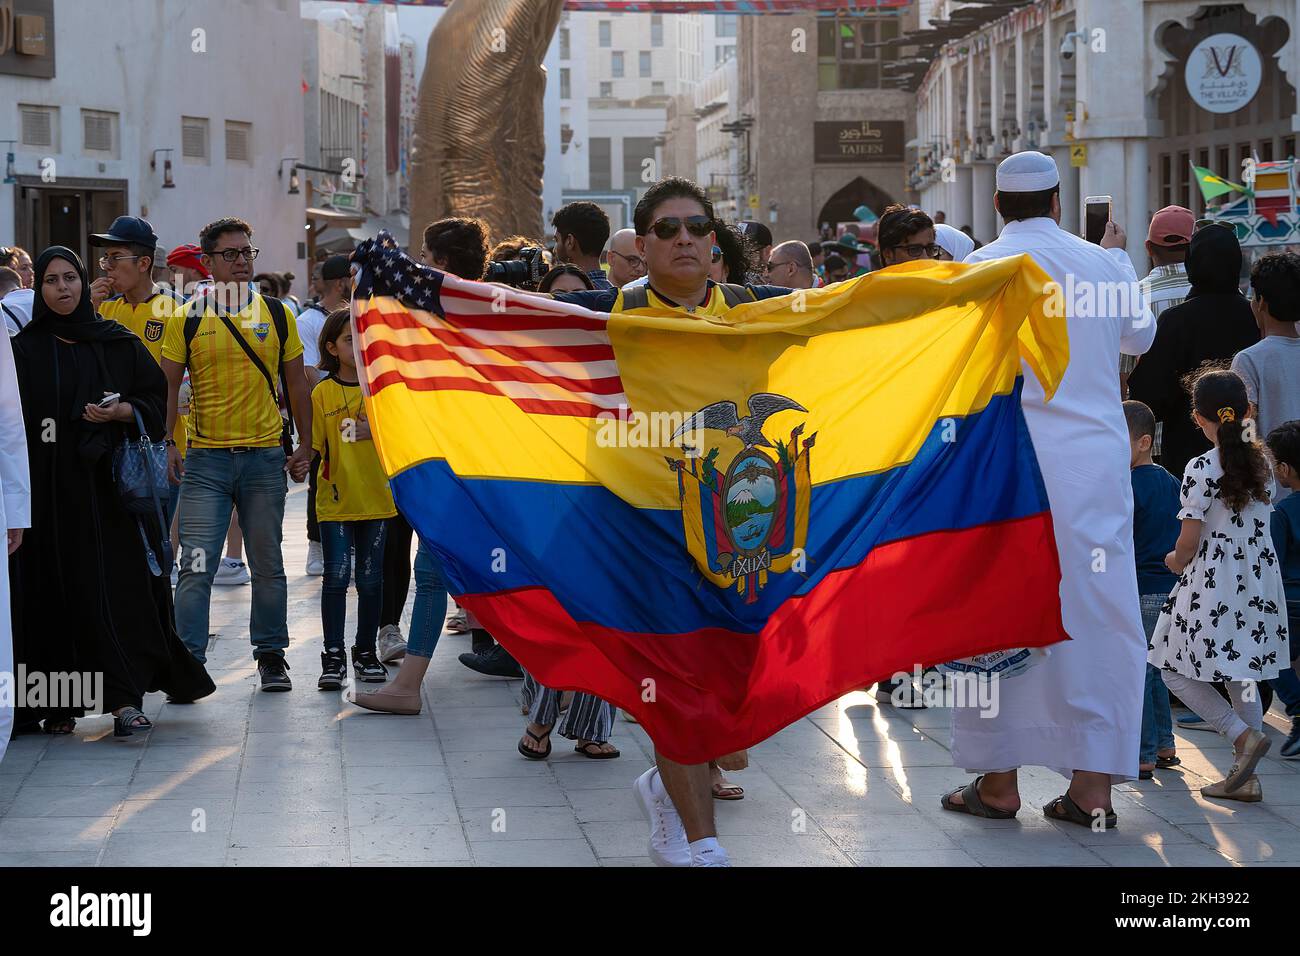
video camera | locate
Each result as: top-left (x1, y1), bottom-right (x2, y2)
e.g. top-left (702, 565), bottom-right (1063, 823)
top-left (484, 246), bottom-right (548, 289)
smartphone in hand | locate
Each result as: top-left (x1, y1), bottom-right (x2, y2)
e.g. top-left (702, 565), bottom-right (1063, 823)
top-left (1084, 195), bottom-right (1112, 244)
top-left (97, 392), bottom-right (121, 407)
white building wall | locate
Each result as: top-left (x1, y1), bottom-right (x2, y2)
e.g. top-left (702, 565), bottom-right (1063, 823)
top-left (1, 0), bottom-right (305, 286)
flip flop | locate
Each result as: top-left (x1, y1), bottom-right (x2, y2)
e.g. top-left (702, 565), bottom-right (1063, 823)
top-left (574, 741), bottom-right (620, 759)
top-left (712, 782), bottom-right (745, 801)
top-left (940, 775), bottom-right (1016, 819)
top-left (1156, 754), bottom-right (1182, 769)
top-left (1043, 791), bottom-right (1117, 829)
top-left (517, 726), bottom-right (552, 760)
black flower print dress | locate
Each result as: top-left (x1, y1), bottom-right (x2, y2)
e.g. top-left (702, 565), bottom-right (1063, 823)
top-left (1148, 448), bottom-right (1288, 682)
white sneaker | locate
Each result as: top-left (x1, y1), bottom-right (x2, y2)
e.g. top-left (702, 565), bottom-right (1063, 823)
top-left (213, 557), bottom-right (250, 585)
top-left (631, 767), bottom-right (690, 867)
top-left (377, 624), bottom-right (408, 663)
top-left (445, 607), bottom-right (470, 633)
top-left (170, 564), bottom-right (179, 587)
top-left (306, 540), bottom-right (324, 576)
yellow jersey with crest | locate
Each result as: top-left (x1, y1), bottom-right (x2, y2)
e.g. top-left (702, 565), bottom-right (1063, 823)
top-left (311, 375), bottom-right (396, 522)
top-left (161, 291), bottom-right (303, 448)
top-left (101, 286), bottom-right (187, 448)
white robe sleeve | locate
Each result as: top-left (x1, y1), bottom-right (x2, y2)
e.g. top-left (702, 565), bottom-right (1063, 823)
top-left (0, 329), bottom-right (30, 529)
top-left (1108, 247), bottom-right (1157, 357)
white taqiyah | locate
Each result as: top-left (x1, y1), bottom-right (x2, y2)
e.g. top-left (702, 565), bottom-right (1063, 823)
top-left (995, 150), bottom-right (1060, 192)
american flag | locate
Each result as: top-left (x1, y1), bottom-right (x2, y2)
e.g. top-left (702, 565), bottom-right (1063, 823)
top-left (352, 231), bottom-right (628, 419)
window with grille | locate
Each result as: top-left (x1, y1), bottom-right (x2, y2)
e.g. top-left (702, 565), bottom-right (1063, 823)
top-left (19, 105), bottom-right (56, 148)
top-left (639, 51), bottom-right (651, 77)
top-left (182, 117), bottom-right (209, 162)
top-left (599, 21), bottom-right (610, 47)
top-left (560, 68), bottom-right (571, 99)
top-left (560, 28), bottom-right (570, 60)
top-left (612, 51), bottom-right (624, 77)
top-left (82, 111), bottom-right (116, 154)
top-left (651, 15), bottom-right (663, 47)
top-left (226, 121), bottom-right (252, 163)
top-left (600, 81), bottom-right (613, 98)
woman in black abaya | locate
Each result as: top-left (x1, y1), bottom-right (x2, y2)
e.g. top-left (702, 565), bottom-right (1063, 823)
top-left (9, 247), bottom-right (213, 737)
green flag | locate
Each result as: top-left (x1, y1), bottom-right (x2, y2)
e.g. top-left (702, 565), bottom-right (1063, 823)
top-left (1192, 166), bottom-right (1253, 201)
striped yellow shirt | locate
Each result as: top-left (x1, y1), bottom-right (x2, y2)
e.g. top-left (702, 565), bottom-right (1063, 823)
top-left (161, 292), bottom-right (304, 448)
top-left (101, 286), bottom-right (188, 448)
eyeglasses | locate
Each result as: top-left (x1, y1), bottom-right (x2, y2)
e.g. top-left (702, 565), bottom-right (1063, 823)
top-left (608, 250), bottom-right (645, 270)
top-left (767, 259), bottom-right (806, 272)
top-left (888, 243), bottom-right (942, 260)
top-left (98, 254), bottom-right (144, 270)
top-left (211, 247), bottom-right (260, 262)
top-left (648, 215), bottom-right (713, 240)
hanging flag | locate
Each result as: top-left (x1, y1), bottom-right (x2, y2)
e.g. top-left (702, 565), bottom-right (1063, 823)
top-left (1192, 165), bottom-right (1254, 201)
top-left (351, 232), bottom-right (1071, 763)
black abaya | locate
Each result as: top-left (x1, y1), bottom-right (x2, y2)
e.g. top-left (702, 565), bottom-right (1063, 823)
top-left (9, 250), bottom-right (213, 728)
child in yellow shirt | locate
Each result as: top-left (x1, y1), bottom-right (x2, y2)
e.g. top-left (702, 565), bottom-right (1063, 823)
top-left (311, 309), bottom-right (396, 688)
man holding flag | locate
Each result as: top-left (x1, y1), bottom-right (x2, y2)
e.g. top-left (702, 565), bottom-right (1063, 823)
top-left (350, 175), bottom-right (1073, 866)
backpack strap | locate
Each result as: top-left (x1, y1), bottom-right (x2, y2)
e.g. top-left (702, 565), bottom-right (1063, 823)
top-left (619, 285), bottom-right (649, 311)
top-left (1, 302), bottom-right (24, 333)
top-left (716, 283), bottom-right (758, 308)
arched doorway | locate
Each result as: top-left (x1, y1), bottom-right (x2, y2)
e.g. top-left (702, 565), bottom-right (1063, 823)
top-left (816, 176), bottom-right (895, 232)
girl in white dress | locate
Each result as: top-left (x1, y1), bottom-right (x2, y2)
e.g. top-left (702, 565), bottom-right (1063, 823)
top-left (1150, 369), bottom-right (1289, 802)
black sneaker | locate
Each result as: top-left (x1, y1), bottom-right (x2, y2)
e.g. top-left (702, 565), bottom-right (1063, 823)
top-left (1282, 718), bottom-right (1300, 760)
top-left (470, 628), bottom-right (495, 655)
top-left (352, 647), bottom-right (388, 683)
top-left (457, 644), bottom-right (524, 679)
top-left (318, 649), bottom-right (347, 690)
top-left (257, 653), bottom-right (292, 692)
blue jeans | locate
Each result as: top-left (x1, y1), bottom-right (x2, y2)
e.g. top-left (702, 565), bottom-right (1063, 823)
top-left (1139, 593), bottom-right (1174, 763)
top-left (1268, 600), bottom-right (1300, 719)
top-left (320, 519), bottom-right (387, 653)
top-left (164, 480), bottom-right (181, 536)
top-left (407, 539), bottom-right (449, 658)
top-left (174, 447), bottom-right (289, 663)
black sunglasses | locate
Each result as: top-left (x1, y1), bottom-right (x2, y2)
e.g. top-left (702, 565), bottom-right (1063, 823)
top-left (649, 215), bottom-right (713, 240)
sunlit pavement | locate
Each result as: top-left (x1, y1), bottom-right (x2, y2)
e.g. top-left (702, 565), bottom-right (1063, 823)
top-left (2, 483), bottom-right (1299, 866)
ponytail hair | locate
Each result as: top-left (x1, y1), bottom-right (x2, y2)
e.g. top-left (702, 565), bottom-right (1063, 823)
top-left (1190, 367), bottom-right (1271, 511)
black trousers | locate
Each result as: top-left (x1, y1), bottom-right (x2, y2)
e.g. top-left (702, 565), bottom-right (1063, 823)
top-left (380, 511), bottom-right (413, 629)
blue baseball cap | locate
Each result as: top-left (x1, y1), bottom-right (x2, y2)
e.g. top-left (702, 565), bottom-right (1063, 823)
top-left (90, 215), bottom-right (158, 250)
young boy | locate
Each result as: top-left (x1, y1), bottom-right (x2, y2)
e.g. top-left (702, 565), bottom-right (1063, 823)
top-left (1265, 420), bottom-right (1300, 758)
top-left (1232, 252), bottom-right (1300, 501)
top-left (1124, 400), bottom-right (1182, 777)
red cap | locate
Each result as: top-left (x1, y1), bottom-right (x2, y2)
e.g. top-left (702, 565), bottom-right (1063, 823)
top-left (167, 243), bottom-right (210, 278)
top-left (1147, 206), bottom-right (1194, 246)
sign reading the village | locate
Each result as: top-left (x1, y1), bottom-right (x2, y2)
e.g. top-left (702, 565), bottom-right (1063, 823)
top-left (814, 121), bottom-right (904, 163)
top-left (1185, 33), bottom-right (1262, 114)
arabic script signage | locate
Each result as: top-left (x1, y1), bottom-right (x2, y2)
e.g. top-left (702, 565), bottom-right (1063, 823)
top-left (1185, 33), bottom-right (1262, 114)
top-left (814, 121), bottom-right (904, 164)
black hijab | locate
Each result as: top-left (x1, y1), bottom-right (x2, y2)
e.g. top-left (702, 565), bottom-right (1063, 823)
top-left (28, 246), bottom-right (138, 343)
top-left (1185, 225), bottom-right (1243, 297)
top-left (14, 246), bottom-right (165, 465)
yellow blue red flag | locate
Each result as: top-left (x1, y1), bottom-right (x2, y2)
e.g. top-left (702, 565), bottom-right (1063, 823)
top-left (352, 232), bottom-right (1069, 763)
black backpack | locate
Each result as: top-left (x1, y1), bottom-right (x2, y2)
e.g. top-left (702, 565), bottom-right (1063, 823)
top-left (182, 293), bottom-right (294, 448)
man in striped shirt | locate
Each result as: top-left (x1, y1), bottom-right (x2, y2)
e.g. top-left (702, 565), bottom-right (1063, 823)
top-left (1122, 206), bottom-right (1193, 397)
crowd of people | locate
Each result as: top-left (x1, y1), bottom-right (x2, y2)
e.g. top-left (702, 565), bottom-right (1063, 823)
top-left (0, 148), bottom-right (1296, 867)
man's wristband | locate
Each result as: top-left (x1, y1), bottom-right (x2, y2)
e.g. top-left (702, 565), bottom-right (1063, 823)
top-left (165, 438), bottom-right (177, 447)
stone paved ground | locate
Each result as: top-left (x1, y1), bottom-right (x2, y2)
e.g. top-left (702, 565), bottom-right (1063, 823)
top-left (2, 484), bottom-right (1299, 866)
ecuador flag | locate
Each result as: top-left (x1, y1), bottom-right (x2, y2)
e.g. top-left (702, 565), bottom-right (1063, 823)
top-left (352, 232), bottom-right (1070, 763)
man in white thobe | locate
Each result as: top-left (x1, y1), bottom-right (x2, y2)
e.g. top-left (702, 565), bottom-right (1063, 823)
top-left (0, 322), bottom-right (30, 766)
top-left (944, 151), bottom-right (1156, 827)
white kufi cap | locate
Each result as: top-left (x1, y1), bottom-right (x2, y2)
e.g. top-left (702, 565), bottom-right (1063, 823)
top-left (995, 150), bottom-right (1060, 192)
